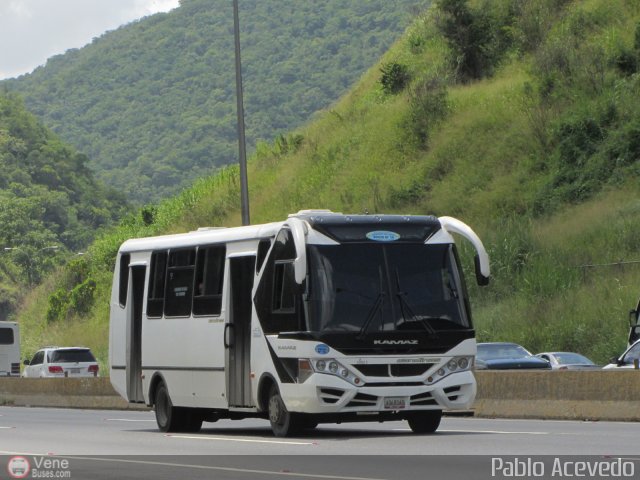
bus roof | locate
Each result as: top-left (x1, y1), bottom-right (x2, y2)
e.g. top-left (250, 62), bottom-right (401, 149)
top-left (119, 221), bottom-right (284, 253)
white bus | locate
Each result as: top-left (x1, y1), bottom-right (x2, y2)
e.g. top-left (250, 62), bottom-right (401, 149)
top-left (0, 321), bottom-right (20, 377)
top-left (109, 211), bottom-right (490, 436)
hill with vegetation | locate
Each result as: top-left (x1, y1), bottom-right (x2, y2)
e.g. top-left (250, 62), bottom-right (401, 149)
top-left (15, 0), bottom-right (640, 367)
top-left (2, 0), bottom-right (422, 204)
top-left (0, 91), bottom-right (127, 320)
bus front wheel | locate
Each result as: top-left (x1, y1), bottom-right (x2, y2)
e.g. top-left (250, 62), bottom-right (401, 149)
top-left (406, 410), bottom-right (442, 434)
top-left (268, 385), bottom-right (301, 437)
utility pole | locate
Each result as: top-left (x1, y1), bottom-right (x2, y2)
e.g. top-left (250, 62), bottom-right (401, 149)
top-left (233, 0), bottom-right (250, 226)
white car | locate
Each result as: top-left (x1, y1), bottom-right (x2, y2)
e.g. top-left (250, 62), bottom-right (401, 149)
top-left (23, 347), bottom-right (99, 377)
top-left (602, 339), bottom-right (640, 370)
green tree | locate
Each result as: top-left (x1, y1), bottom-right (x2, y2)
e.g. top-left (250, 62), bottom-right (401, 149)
top-left (435, 0), bottom-right (495, 82)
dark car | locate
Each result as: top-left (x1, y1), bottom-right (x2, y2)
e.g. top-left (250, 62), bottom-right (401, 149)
top-left (476, 342), bottom-right (551, 370)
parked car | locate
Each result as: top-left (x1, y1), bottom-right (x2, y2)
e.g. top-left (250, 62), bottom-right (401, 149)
top-left (476, 342), bottom-right (551, 370)
top-left (603, 339), bottom-right (640, 370)
top-left (535, 352), bottom-right (600, 370)
top-left (627, 297), bottom-right (640, 347)
top-left (23, 347), bottom-right (99, 378)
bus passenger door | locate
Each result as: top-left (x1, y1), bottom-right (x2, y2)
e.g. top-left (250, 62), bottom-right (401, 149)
top-left (226, 255), bottom-right (256, 408)
top-left (126, 265), bottom-right (146, 403)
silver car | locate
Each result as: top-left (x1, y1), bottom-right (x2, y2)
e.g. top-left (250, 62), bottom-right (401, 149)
top-left (535, 352), bottom-right (600, 370)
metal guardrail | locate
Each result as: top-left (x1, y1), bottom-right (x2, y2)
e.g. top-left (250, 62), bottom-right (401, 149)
top-left (577, 259), bottom-right (640, 281)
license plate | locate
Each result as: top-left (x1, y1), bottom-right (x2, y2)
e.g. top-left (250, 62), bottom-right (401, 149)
top-left (383, 396), bottom-right (408, 410)
top-left (68, 368), bottom-right (80, 374)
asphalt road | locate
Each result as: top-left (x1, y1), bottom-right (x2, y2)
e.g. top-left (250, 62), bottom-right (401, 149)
top-left (1, 407), bottom-right (639, 479)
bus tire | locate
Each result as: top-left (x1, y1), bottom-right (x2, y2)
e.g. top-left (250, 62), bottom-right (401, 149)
top-left (154, 383), bottom-right (181, 432)
top-left (182, 409), bottom-right (203, 433)
top-left (268, 385), bottom-right (300, 437)
top-left (407, 410), bottom-right (442, 434)
top-left (299, 415), bottom-right (318, 430)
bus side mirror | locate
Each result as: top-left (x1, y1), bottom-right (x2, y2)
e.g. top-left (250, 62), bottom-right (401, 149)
top-left (629, 309), bottom-right (638, 327)
top-left (287, 218), bottom-right (307, 284)
top-left (475, 254), bottom-right (490, 286)
top-left (438, 216), bottom-right (490, 287)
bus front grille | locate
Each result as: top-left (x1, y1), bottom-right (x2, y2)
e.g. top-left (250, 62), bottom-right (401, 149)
top-left (410, 391), bottom-right (438, 406)
top-left (353, 364), bottom-right (434, 377)
top-left (319, 388), bottom-right (344, 404)
top-left (443, 385), bottom-right (461, 401)
top-left (346, 392), bottom-right (378, 408)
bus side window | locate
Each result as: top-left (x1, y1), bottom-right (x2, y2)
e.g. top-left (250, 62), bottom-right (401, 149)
top-left (256, 239), bottom-right (271, 274)
top-left (273, 261), bottom-right (295, 312)
top-left (0, 328), bottom-right (14, 345)
top-left (254, 228), bottom-right (302, 333)
top-left (147, 251), bottom-right (168, 318)
top-left (118, 253), bottom-right (130, 308)
top-left (193, 246), bottom-right (226, 316)
top-left (165, 248), bottom-right (196, 317)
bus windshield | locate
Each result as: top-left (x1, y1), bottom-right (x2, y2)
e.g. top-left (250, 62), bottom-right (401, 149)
top-left (306, 243), bottom-right (470, 334)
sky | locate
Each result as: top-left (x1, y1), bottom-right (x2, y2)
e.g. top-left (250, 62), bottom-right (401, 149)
top-left (0, 0), bottom-right (181, 80)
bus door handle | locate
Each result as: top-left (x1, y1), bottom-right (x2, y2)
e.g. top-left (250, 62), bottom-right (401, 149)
top-left (224, 324), bottom-right (234, 348)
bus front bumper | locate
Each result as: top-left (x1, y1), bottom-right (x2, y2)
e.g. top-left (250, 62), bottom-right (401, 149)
top-left (280, 370), bottom-right (476, 414)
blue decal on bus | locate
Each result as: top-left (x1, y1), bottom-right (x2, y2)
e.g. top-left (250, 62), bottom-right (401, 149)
top-left (315, 344), bottom-right (330, 355)
top-left (366, 231), bottom-right (401, 242)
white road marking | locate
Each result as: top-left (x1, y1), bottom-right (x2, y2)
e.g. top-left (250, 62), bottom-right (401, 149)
top-left (0, 426), bottom-right (15, 429)
top-left (167, 434), bottom-right (315, 445)
top-left (443, 429), bottom-right (550, 435)
top-left (55, 456), bottom-right (388, 480)
top-left (393, 428), bottom-right (551, 435)
top-left (0, 450), bottom-right (48, 456)
top-left (104, 418), bottom-right (157, 422)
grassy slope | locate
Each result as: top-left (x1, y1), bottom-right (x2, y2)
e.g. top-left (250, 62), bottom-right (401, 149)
top-left (17, 0), bottom-right (640, 367)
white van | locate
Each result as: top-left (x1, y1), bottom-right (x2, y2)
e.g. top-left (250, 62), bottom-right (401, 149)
top-left (603, 339), bottom-right (640, 370)
top-left (0, 321), bottom-right (20, 377)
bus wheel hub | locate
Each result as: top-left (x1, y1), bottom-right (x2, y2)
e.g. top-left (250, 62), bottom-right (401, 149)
top-left (269, 397), bottom-right (283, 423)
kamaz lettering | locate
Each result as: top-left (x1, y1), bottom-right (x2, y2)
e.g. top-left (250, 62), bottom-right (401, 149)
top-left (373, 340), bottom-right (419, 345)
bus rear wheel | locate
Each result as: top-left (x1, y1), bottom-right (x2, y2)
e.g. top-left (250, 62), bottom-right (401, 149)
top-left (154, 383), bottom-right (203, 433)
top-left (155, 383), bottom-right (177, 432)
top-left (406, 410), bottom-right (442, 434)
top-left (268, 385), bottom-right (301, 437)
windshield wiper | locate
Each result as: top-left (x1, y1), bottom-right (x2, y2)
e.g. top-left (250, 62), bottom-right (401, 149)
top-left (356, 292), bottom-right (385, 340)
top-left (357, 266), bottom-right (386, 340)
top-left (394, 269), bottom-right (438, 338)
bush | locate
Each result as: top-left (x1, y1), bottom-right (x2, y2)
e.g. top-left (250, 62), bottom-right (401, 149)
top-left (403, 78), bottom-right (449, 148)
top-left (68, 279), bottom-right (97, 315)
top-left (379, 62), bottom-right (409, 94)
top-left (46, 289), bottom-right (69, 323)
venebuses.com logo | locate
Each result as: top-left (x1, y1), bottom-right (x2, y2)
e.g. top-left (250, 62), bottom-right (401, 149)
top-left (7, 456), bottom-right (30, 479)
top-left (7, 456), bottom-right (72, 479)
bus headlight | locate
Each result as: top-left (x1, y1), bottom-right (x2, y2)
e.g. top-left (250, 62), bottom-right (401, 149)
top-left (296, 358), bottom-right (362, 386)
top-left (428, 356), bottom-right (473, 384)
